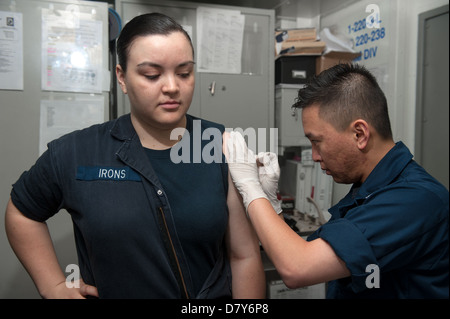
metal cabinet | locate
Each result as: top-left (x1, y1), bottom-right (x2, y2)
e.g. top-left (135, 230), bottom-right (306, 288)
top-left (115, 0), bottom-right (275, 133)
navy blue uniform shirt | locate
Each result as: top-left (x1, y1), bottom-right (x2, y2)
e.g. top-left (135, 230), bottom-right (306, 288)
top-left (144, 116), bottom-right (229, 296)
top-left (308, 142), bottom-right (449, 298)
top-left (11, 114), bottom-right (231, 299)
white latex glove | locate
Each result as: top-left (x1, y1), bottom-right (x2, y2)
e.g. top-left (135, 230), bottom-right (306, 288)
top-left (256, 152), bottom-right (283, 214)
top-left (226, 131), bottom-right (268, 211)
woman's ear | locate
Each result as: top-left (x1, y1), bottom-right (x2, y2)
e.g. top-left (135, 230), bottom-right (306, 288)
top-left (116, 65), bottom-right (127, 94)
top-left (352, 119), bottom-right (370, 150)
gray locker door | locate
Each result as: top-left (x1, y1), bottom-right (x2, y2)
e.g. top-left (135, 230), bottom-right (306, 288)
top-left (115, 0), bottom-right (275, 143)
top-left (415, 5), bottom-right (449, 190)
top-left (199, 12), bottom-right (272, 131)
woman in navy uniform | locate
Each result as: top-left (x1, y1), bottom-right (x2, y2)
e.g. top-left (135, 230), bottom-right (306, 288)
top-left (5, 13), bottom-right (265, 299)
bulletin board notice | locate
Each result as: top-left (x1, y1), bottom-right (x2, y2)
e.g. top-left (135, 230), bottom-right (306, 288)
top-left (41, 7), bottom-right (103, 93)
top-left (39, 96), bottom-right (104, 155)
top-left (196, 7), bottom-right (245, 74)
top-left (0, 11), bottom-right (23, 91)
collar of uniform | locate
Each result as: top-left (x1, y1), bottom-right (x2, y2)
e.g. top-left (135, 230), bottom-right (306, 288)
top-left (109, 113), bottom-right (136, 141)
top-left (354, 141), bottom-right (413, 201)
top-left (331, 142), bottom-right (413, 218)
top-left (111, 114), bottom-right (167, 195)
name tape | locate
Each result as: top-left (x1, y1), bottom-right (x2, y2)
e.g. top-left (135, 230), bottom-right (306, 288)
top-left (76, 166), bottom-right (141, 181)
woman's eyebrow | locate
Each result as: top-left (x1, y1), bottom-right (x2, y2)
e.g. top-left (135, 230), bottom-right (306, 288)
top-left (136, 62), bottom-right (162, 69)
top-left (136, 61), bottom-right (195, 69)
top-left (178, 61), bottom-right (196, 67)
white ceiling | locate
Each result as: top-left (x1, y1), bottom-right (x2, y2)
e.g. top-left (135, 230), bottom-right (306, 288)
top-left (175, 0), bottom-right (360, 18)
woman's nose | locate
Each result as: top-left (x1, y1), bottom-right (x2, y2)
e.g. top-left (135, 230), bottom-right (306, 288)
top-left (162, 75), bottom-right (179, 93)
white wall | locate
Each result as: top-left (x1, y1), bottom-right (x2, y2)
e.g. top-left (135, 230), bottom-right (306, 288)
top-left (320, 0), bottom-right (449, 152)
top-left (276, 0), bottom-right (449, 205)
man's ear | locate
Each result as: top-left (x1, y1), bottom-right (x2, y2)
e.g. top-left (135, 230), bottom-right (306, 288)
top-left (352, 119), bottom-right (370, 150)
top-left (116, 65), bottom-right (127, 94)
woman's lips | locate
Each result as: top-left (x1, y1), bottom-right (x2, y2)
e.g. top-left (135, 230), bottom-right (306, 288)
top-left (159, 101), bottom-right (180, 110)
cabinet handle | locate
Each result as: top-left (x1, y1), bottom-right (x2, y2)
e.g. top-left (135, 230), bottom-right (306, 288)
top-left (209, 81), bottom-right (216, 96)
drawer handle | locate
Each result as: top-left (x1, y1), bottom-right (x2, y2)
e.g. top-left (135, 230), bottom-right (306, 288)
top-left (292, 70), bottom-right (306, 79)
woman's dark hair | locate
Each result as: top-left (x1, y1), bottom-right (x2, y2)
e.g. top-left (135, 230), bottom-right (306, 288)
top-left (116, 12), bottom-right (194, 73)
top-left (294, 63), bottom-right (392, 140)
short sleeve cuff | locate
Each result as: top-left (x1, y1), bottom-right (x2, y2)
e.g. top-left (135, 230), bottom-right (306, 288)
top-left (310, 218), bottom-right (379, 293)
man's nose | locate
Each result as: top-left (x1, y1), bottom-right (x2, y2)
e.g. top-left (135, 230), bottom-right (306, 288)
top-left (311, 148), bottom-right (322, 162)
